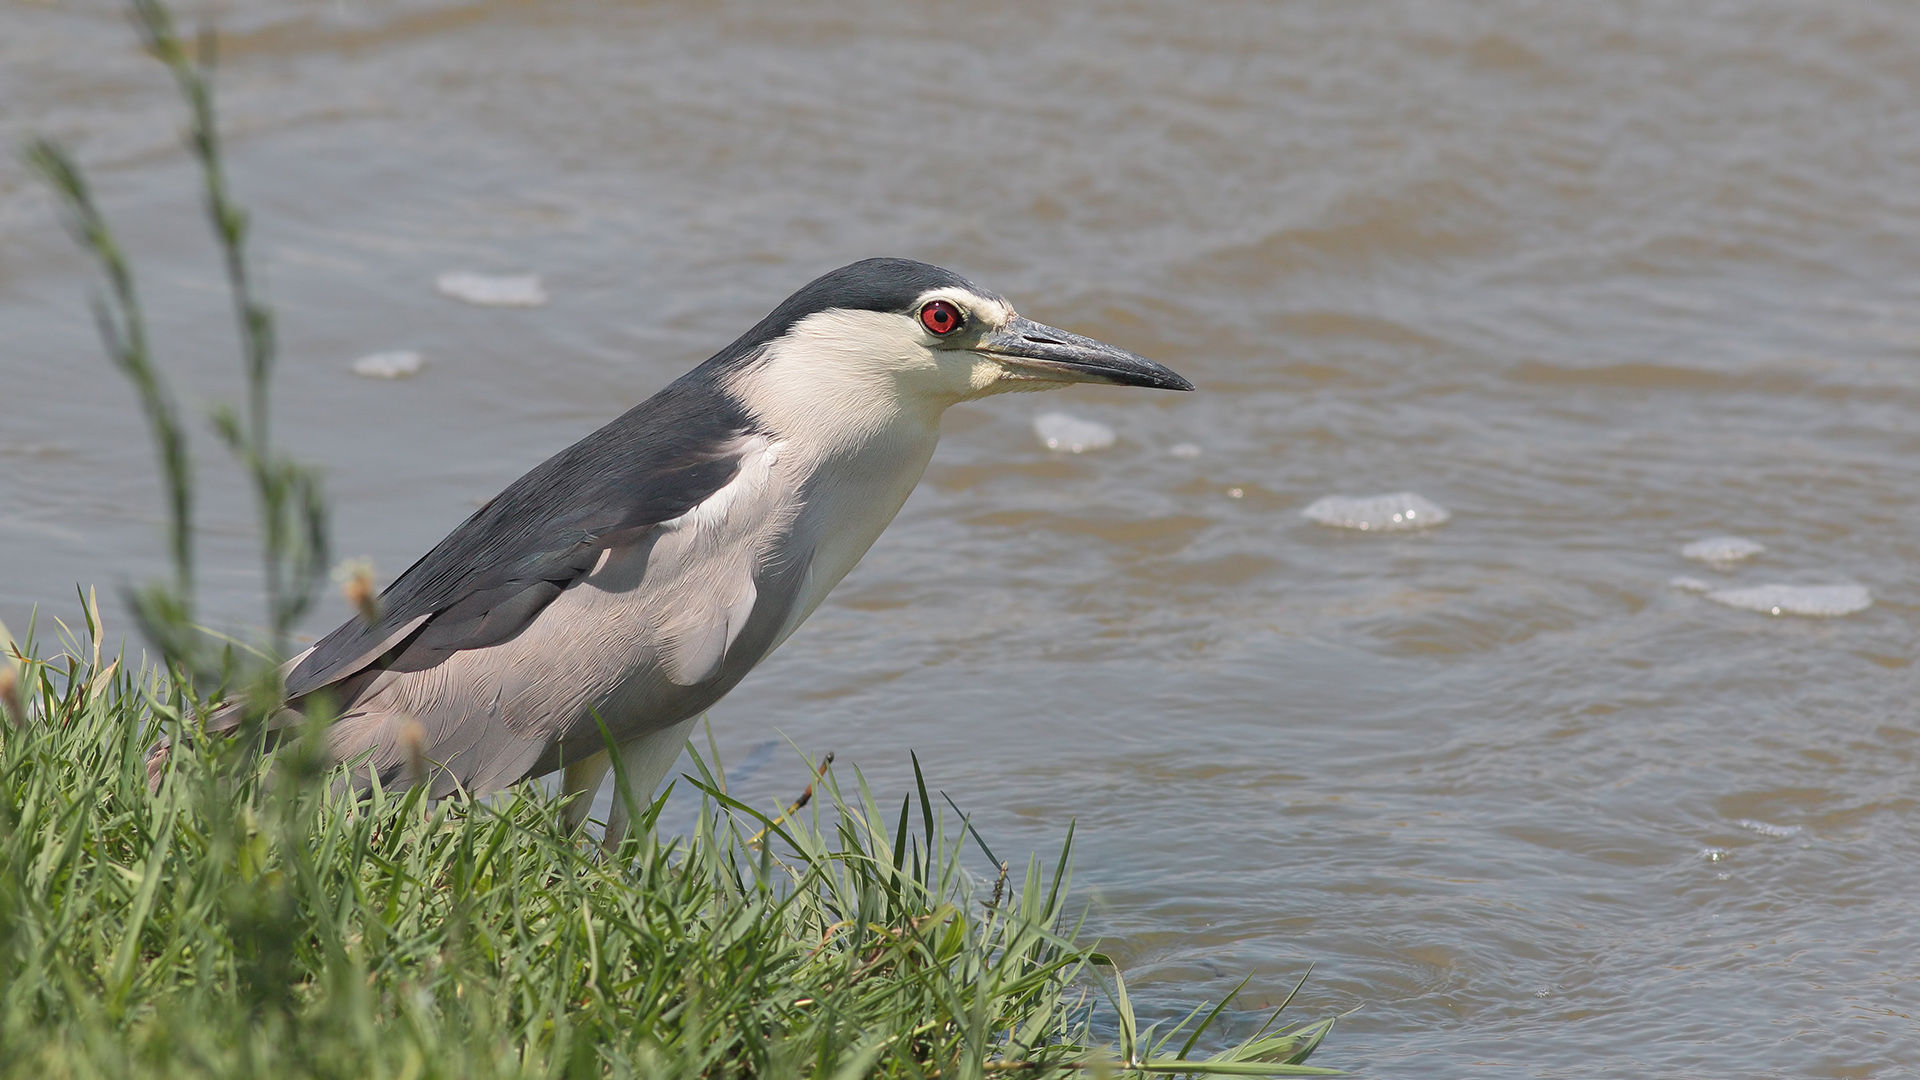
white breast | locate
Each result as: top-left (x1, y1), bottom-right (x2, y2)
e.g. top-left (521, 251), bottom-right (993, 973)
top-left (765, 419), bottom-right (942, 652)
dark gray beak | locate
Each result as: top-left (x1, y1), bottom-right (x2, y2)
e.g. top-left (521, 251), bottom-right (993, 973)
top-left (976, 316), bottom-right (1194, 391)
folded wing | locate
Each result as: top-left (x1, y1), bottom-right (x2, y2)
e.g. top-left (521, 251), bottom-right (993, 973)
top-left (287, 373), bottom-right (756, 708)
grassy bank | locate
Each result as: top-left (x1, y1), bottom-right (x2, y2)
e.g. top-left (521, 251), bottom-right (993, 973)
top-left (9, 2), bottom-right (1336, 1073)
top-left (0, 614), bottom-right (1335, 1079)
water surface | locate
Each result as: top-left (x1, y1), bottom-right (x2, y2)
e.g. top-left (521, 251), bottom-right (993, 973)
top-left (4, 2), bottom-right (1919, 1074)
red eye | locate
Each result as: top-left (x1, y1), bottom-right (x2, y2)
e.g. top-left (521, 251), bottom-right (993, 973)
top-left (919, 299), bottom-right (963, 336)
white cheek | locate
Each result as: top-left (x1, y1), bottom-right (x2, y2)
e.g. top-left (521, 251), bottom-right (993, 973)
top-left (727, 309), bottom-right (973, 462)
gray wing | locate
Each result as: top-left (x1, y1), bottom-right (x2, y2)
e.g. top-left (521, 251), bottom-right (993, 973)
top-left (286, 372), bottom-right (756, 705)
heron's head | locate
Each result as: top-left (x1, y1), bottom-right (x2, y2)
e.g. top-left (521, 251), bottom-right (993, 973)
top-left (719, 259), bottom-right (1191, 451)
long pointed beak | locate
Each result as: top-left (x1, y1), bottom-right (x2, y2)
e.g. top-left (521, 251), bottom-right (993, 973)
top-left (975, 316), bottom-right (1195, 391)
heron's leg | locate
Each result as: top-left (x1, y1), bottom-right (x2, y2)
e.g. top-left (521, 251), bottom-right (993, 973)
top-left (603, 716), bottom-right (700, 848)
top-left (561, 750), bottom-right (611, 833)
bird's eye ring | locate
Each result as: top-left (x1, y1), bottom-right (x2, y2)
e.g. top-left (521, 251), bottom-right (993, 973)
top-left (919, 300), bottom-right (963, 336)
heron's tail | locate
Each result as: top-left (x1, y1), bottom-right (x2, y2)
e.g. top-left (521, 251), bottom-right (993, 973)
top-left (142, 696), bottom-right (306, 790)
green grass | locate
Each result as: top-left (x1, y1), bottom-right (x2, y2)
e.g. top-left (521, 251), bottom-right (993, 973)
top-left (0, 610), bottom-right (1337, 1079)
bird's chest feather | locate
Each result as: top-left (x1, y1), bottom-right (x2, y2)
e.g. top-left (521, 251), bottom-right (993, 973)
top-left (768, 420), bottom-right (940, 650)
top-left (493, 420), bottom-right (935, 744)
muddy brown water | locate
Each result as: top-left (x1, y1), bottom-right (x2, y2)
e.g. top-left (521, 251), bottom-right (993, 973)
top-left (5, 1), bottom-right (1920, 1074)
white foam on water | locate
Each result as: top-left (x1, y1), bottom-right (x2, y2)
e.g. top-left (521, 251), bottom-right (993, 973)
top-left (1736, 819), bottom-right (1803, 838)
top-left (1704, 583), bottom-right (1871, 618)
top-left (1033, 411), bottom-right (1116, 453)
top-left (1669, 576), bottom-right (1713, 593)
top-left (1682, 536), bottom-right (1765, 564)
top-left (350, 350), bottom-right (425, 379)
top-left (1302, 492), bottom-right (1450, 532)
top-left (436, 271), bottom-right (547, 307)
top-left (1169, 442), bottom-right (1202, 458)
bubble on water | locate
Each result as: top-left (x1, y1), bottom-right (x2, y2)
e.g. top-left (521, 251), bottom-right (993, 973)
top-left (1669, 576), bottom-right (1713, 593)
top-left (1700, 848), bottom-right (1728, 862)
top-left (1302, 492), bottom-right (1450, 532)
top-left (436, 271), bottom-right (547, 307)
top-left (1169, 442), bottom-right (1202, 458)
top-left (1682, 536), bottom-right (1765, 565)
top-left (350, 350), bottom-right (425, 379)
top-left (1736, 819), bottom-right (1803, 838)
top-left (1033, 411), bottom-right (1116, 453)
top-left (1704, 583), bottom-right (1871, 618)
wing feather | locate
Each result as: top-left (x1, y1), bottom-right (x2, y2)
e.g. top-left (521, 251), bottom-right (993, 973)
top-left (287, 371), bottom-right (754, 703)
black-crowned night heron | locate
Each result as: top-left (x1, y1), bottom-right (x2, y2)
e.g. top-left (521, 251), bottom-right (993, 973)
top-left (168, 258), bottom-right (1192, 839)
